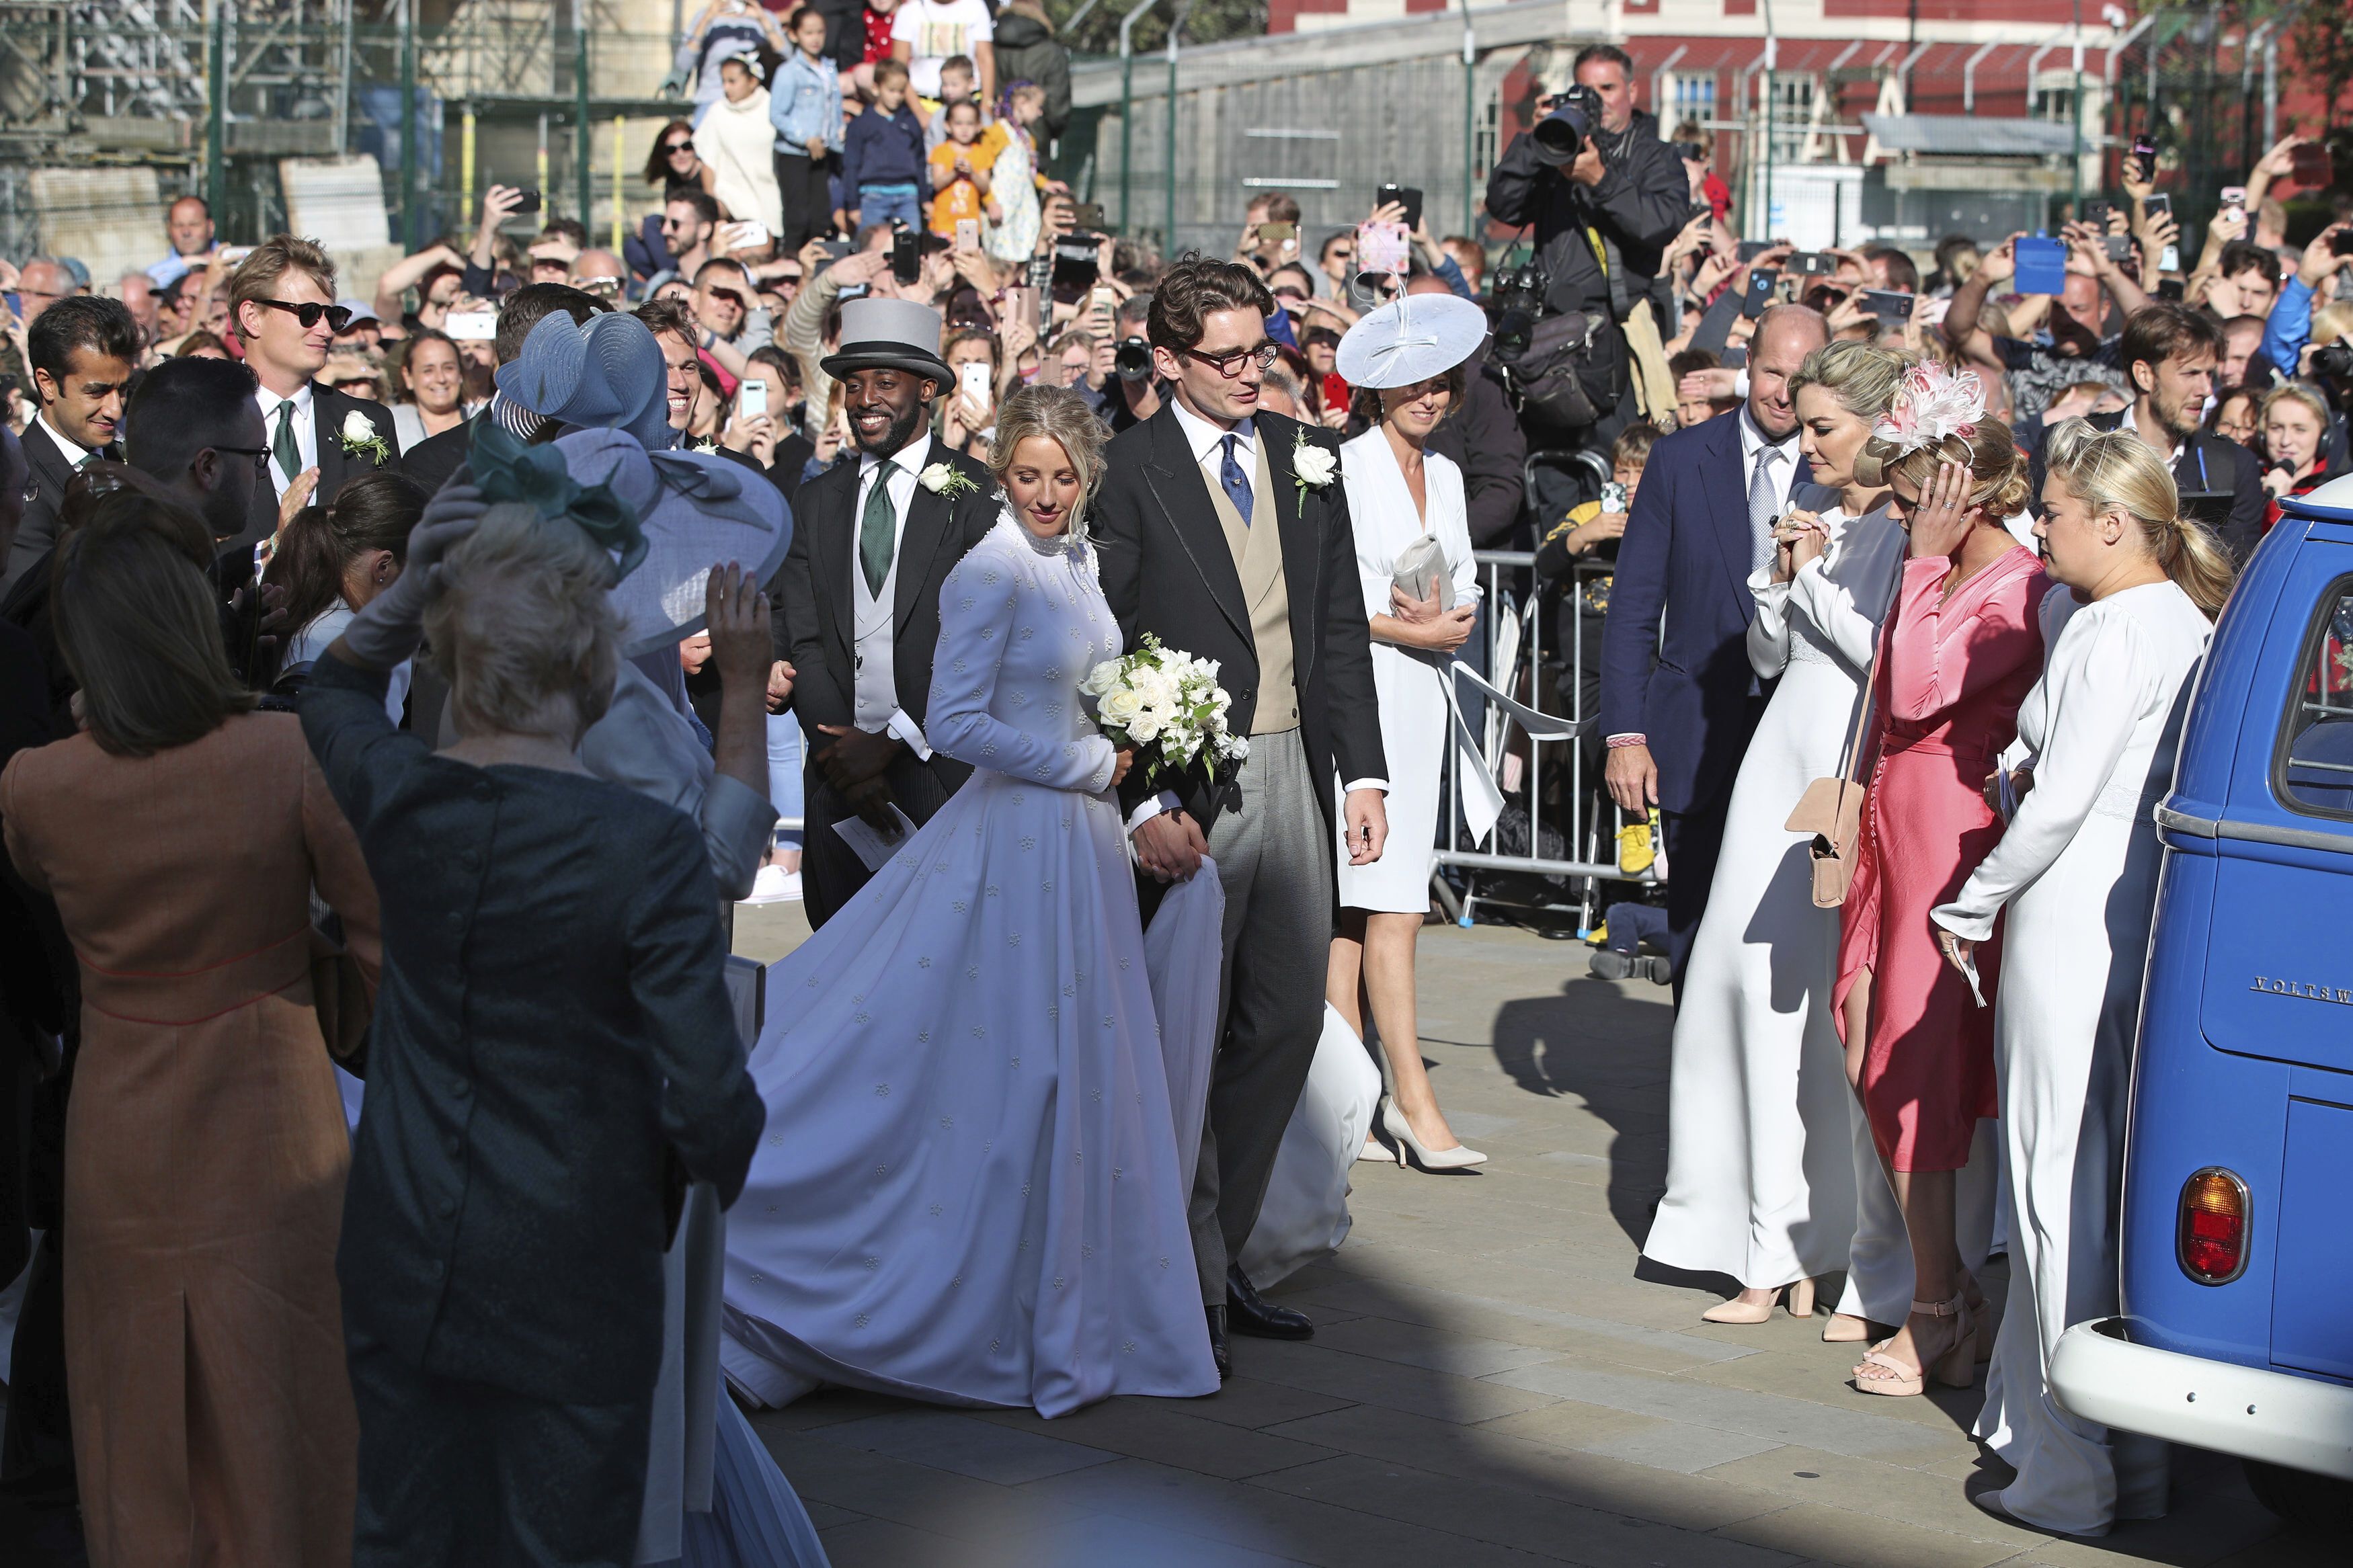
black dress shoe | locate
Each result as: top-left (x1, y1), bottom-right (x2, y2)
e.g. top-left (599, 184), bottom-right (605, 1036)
top-left (1226, 1264), bottom-right (1313, 1340)
top-left (1205, 1305), bottom-right (1232, 1379)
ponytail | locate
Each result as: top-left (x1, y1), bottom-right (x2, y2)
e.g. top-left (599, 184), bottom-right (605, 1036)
top-left (2043, 417), bottom-right (2237, 619)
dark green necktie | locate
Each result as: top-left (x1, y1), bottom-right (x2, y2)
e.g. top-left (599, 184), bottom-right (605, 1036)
top-left (272, 399), bottom-right (301, 484)
top-left (860, 468), bottom-right (897, 597)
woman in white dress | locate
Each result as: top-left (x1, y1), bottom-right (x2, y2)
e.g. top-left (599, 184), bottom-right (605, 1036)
top-left (1324, 294), bottom-right (1488, 1171)
top-left (721, 387), bottom-right (1219, 1417)
top-left (1933, 421), bottom-right (2230, 1536)
top-left (1640, 341), bottom-right (1908, 1320)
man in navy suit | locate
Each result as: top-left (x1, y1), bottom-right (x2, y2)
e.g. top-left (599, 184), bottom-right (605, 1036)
top-left (1599, 304), bottom-right (1827, 993)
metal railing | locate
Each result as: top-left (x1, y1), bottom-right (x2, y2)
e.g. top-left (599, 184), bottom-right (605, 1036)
top-left (1433, 548), bottom-right (1659, 928)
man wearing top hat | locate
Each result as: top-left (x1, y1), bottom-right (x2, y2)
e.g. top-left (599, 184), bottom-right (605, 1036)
top-left (772, 297), bottom-right (998, 926)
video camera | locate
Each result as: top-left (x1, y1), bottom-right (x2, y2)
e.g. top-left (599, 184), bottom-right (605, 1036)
top-left (1531, 83), bottom-right (1607, 166)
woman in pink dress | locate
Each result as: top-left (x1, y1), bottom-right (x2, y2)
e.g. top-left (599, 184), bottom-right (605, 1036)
top-left (1833, 364), bottom-right (2045, 1399)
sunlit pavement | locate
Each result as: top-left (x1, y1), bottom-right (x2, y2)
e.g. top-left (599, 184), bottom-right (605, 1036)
top-left (730, 908), bottom-right (2329, 1568)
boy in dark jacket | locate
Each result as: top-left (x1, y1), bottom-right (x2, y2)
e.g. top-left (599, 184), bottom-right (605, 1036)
top-left (842, 59), bottom-right (926, 231)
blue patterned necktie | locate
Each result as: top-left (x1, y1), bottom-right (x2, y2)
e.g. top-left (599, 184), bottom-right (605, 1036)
top-left (1220, 434), bottom-right (1254, 526)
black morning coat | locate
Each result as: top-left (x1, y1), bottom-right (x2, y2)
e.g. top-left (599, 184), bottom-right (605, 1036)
top-left (301, 651), bottom-right (766, 1407)
top-left (770, 434), bottom-right (1000, 800)
top-left (1092, 403), bottom-right (1388, 837)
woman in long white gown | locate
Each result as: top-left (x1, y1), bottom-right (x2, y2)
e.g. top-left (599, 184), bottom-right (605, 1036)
top-left (721, 388), bottom-right (1219, 1418)
top-left (1324, 305), bottom-right (1487, 1171)
top-left (1933, 421), bottom-right (2229, 1536)
top-left (1640, 342), bottom-right (1906, 1320)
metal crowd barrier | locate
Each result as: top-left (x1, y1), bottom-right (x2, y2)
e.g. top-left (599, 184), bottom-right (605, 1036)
top-left (1433, 549), bottom-right (1661, 930)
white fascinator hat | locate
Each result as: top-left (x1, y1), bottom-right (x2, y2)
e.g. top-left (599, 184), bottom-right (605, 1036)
top-left (1334, 293), bottom-right (1490, 390)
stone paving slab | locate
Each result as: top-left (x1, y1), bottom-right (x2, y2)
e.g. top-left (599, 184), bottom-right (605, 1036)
top-left (727, 910), bottom-right (2320, 1566)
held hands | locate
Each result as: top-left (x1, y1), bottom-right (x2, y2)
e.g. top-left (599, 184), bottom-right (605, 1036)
top-left (766, 659), bottom-right (796, 714)
top-left (1905, 459), bottom-right (1979, 561)
top-left (813, 723), bottom-right (902, 794)
top-left (1771, 509), bottom-right (1829, 582)
top-left (1132, 807), bottom-right (1207, 882)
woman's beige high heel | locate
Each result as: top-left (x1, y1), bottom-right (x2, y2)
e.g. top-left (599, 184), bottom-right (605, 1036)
top-left (1851, 1292), bottom-right (1977, 1397)
top-left (1382, 1102), bottom-right (1486, 1172)
top-left (1702, 1277), bottom-right (1817, 1325)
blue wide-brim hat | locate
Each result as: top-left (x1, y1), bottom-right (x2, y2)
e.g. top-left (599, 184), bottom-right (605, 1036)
top-left (551, 427), bottom-right (791, 657)
top-left (497, 310), bottom-right (671, 448)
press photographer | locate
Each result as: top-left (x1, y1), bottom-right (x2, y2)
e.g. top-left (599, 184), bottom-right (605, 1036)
top-left (1483, 44), bottom-right (1691, 465)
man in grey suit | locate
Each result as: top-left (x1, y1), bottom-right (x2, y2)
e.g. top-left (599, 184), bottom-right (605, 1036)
top-left (1093, 257), bottom-right (1390, 1379)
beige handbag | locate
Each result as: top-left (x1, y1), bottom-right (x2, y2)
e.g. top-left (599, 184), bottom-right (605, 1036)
top-left (1782, 614), bottom-right (1892, 910)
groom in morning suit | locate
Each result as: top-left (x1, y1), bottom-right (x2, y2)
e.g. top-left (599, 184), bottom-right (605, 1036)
top-left (774, 296), bottom-right (998, 926)
top-left (1599, 304), bottom-right (1826, 995)
top-left (1093, 257), bottom-right (1389, 1378)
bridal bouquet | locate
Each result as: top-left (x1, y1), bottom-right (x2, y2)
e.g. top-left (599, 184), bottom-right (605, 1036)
top-left (1080, 634), bottom-right (1248, 790)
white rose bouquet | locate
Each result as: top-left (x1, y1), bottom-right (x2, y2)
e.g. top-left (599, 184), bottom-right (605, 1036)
top-left (1080, 633), bottom-right (1247, 792)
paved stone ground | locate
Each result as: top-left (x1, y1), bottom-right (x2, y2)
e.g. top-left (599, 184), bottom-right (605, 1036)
top-left (729, 907), bottom-right (2334, 1568)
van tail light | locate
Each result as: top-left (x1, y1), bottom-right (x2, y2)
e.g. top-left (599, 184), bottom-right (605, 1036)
top-left (2178, 1167), bottom-right (2251, 1285)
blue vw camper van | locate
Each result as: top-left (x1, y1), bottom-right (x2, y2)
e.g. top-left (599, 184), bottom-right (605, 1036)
top-left (2047, 473), bottom-right (2353, 1528)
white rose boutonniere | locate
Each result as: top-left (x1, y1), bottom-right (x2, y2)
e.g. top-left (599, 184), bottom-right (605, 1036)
top-left (338, 409), bottom-right (391, 467)
top-left (919, 460), bottom-right (979, 499)
top-left (1291, 436), bottom-right (1337, 504)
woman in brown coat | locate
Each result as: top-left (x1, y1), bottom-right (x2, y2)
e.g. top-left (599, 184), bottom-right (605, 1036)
top-left (0, 489), bottom-right (379, 1567)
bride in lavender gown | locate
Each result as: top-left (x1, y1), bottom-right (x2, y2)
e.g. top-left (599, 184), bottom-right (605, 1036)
top-left (721, 388), bottom-right (1219, 1417)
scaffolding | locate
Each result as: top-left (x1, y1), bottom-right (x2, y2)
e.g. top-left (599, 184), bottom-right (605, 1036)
top-left (0, 0), bottom-right (681, 270)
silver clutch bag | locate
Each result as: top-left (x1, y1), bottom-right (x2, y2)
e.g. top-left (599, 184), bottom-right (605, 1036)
top-left (1391, 534), bottom-right (1453, 610)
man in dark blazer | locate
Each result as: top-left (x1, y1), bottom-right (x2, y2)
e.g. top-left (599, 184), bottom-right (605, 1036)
top-left (226, 235), bottom-right (401, 524)
top-left (773, 297), bottom-right (996, 926)
top-left (1599, 304), bottom-right (1827, 995)
top-left (2026, 302), bottom-right (2266, 565)
top-left (1, 295), bottom-right (140, 595)
top-left (1093, 257), bottom-right (1388, 1377)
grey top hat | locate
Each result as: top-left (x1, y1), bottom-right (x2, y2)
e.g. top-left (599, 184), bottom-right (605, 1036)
top-left (820, 296), bottom-right (952, 386)
top-left (496, 310), bottom-right (671, 448)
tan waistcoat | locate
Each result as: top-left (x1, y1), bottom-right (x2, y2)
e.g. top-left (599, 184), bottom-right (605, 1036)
top-left (1200, 437), bottom-right (1300, 736)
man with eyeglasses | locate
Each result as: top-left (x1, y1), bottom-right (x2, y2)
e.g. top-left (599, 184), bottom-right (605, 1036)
top-left (2, 295), bottom-right (140, 594)
top-left (1091, 255), bottom-right (1388, 1379)
top-left (227, 235), bottom-right (403, 517)
top-left (569, 248), bottom-right (631, 301)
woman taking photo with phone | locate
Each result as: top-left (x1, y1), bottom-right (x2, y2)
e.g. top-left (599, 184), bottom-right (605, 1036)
top-left (1324, 292), bottom-right (1489, 1171)
top-left (1935, 421), bottom-right (2229, 1534)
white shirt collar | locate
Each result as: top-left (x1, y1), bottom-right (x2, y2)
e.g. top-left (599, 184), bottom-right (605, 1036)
top-left (1169, 396), bottom-right (1254, 466)
top-left (1738, 405), bottom-right (1796, 464)
top-left (858, 434), bottom-right (930, 480)
top-left (257, 381), bottom-right (313, 415)
top-left (2119, 400), bottom-right (2180, 462)
top-left (34, 411), bottom-right (90, 466)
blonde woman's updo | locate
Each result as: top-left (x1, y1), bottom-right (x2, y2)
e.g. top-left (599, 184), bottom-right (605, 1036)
top-left (1788, 340), bottom-right (1911, 421)
top-left (989, 385), bottom-right (1108, 534)
top-left (2042, 417), bottom-right (2235, 617)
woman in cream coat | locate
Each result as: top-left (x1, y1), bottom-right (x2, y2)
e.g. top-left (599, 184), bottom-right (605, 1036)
top-left (1935, 421), bottom-right (2230, 1535)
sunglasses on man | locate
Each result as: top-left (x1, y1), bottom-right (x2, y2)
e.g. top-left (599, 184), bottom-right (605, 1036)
top-left (209, 444), bottom-right (276, 481)
top-left (255, 298), bottom-right (354, 332)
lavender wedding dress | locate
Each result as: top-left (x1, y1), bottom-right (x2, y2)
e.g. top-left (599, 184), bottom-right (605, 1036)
top-left (720, 514), bottom-right (1220, 1417)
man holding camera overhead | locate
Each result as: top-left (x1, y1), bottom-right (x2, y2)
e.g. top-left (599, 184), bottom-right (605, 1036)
top-left (1483, 44), bottom-right (1691, 464)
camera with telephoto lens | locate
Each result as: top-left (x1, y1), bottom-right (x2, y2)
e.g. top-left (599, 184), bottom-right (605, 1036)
top-left (1531, 83), bottom-right (1605, 167)
top-left (1114, 336), bottom-right (1152, 382)
top-left (2311, 343), bottom-right (2353, 382)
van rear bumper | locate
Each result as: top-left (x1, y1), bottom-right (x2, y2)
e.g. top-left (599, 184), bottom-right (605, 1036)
top-left (2050, 1319), bottom-right (2353, 1480)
